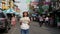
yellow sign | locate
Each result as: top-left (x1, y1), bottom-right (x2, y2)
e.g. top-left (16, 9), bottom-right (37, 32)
top-left (9, 1), bottom-right (14, 8)
top-left (2, 4), bottom-right (9, 10)
top-left (2, 0), bottom-right (9, 10)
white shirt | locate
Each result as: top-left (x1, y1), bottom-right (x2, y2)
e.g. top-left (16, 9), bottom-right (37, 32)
top-left (20, 17), bottom-right (30, 30)
top-left (45, 17), bottom-right (49, 21)
top-left (39, 17), bottom-right (43, 21)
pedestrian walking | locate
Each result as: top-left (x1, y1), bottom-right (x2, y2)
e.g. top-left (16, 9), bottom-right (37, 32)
top-left (11, 16), bottom-right (16, 27)
top-left (39, 16), bottom-right (44, 27)
top-left (20, 12), bottom-right (30, 34)
top-left (45, 17), bottom-right (49, 26)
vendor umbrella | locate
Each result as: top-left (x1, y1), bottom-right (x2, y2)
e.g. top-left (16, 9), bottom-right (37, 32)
top-left (3, 10), bottom-right (7, 13)
top-left (6, 8), bottom-right (15, 13)
top-left (14, 12), bottom-right (20, 15)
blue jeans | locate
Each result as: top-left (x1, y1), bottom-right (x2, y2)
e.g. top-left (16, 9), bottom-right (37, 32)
top-left (21, 29), bottom-right (29, 34)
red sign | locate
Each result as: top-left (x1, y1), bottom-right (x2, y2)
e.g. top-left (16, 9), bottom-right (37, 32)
top-left (31, 2), bottom-right (39, 5)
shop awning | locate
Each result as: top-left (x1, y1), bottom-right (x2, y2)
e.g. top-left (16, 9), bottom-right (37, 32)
top-left (3, 8), bottom-right (15, 13)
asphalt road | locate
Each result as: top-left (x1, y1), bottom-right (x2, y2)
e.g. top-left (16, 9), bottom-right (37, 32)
top-left (0, 21), bottom-right (60, 34)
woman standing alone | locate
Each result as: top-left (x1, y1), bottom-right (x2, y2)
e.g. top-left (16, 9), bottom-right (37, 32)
top-left (20, 12), bottom-right (30, 34)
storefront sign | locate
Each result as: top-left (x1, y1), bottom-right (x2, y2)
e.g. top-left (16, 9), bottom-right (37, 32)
top-left (42, 5), bottom-right (49, 10)
top-left (31, 2), bottom-right (39, 5)
top-left (45, 0), bottom-right (50, 2)
top-left (45, 2), bottom-right (50, 5)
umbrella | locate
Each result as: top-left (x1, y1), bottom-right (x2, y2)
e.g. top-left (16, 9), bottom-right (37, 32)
top-left (3, 10), bottom-right (7, 13)
top-left (6, 8), bottom-right (15, 13)
top-left (14, 12), bottom-right (20, 15)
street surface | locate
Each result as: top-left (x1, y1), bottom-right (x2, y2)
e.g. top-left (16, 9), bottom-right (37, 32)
top-left (0, 21), bottom-right (60, 34)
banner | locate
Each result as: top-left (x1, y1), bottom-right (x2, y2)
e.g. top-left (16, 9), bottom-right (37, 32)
top-left (42, 5), bottom-right (49, 10)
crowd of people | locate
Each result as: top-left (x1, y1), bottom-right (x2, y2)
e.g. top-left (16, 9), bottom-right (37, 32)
top-left (38, 15), bottom-right (49, 27)
top-left (10, 11), bottom-right (54, 34)
top-left (39, 15), bottom-right (55, 27)
top-left (30, 14), bottom-right (54, 27)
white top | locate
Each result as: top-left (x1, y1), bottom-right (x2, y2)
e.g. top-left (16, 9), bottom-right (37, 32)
top-left (20, 17), bottom-right (30, 30)
top-left (45, 17), bottom-right (49, 21)
top-left (39, 17), bottom-right (43, 21)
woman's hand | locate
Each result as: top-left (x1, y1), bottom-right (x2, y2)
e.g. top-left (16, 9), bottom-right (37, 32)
top-left (28, 21), bottom-right (31, 25)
